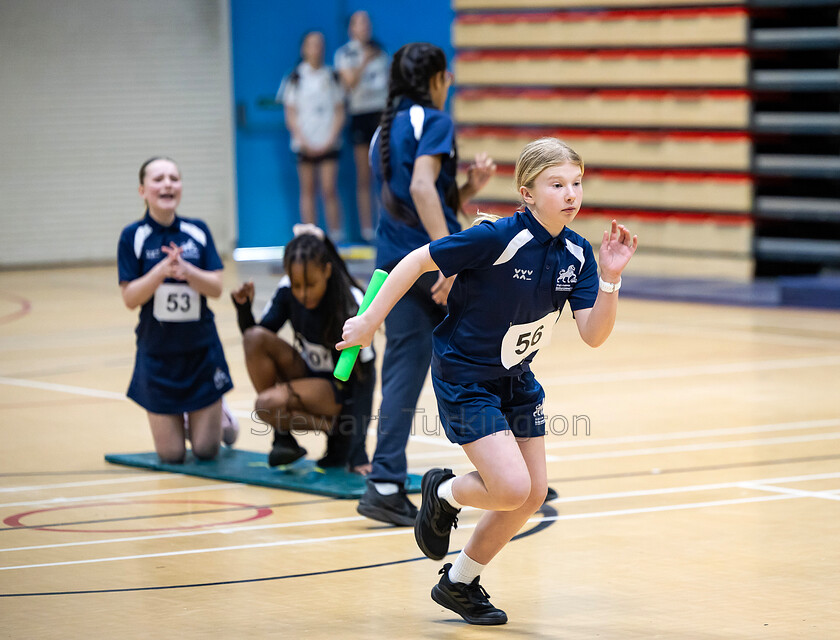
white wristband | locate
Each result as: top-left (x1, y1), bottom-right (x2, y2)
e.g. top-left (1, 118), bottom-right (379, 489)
top-left (599, 276), bottom-right (621, 293)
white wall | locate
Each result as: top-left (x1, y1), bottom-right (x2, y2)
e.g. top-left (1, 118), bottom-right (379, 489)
top-left (0, 0), bottom-right (236, 266)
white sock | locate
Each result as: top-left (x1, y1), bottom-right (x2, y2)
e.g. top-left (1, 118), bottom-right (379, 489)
top-left (448, 551), bottom-right (485, 585)
top-left (373, 481), bottom-right (399, 496)
top-left (437, 477), bottom-right (463, 510)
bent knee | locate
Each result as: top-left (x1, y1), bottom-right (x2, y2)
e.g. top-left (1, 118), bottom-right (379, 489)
top-left (243, 326), bottom-right (271, 353)
top-left (254, 386), bottom-right (289, 413)
top-left (522, 479), bottom-right (549, 514)
top-left (492, 475), bottom-right (532, 511)
top-left (156, 445), bottom-right (186, 465)
top-left (190, 429), bottom-right (221, 460)
top-left (192, 442), bottom-right (220, 461)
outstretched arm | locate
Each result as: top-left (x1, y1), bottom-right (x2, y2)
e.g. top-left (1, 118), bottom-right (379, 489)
top-left (337, 245), bottom-right (439, 349)
top-left (574, 220), bottom-right (638, 347)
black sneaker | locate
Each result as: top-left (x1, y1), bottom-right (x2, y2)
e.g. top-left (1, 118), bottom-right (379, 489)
top-left (356, 480), bottom-right (418, 526)
top-left (415, 468), bottom-right (460, 561)
top-left (431, 563), bottom-right (508, 625)
top-left (268, 432), bottom-right (307, 467)
top-left (317, 427), bottom-right (351, 468)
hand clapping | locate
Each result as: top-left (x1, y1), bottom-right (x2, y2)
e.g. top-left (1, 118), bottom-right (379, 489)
top-left (160, 242), bottom-right (189, 281)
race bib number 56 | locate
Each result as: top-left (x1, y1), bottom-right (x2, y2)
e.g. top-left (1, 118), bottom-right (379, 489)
top-left (153, 283), bottom-right (200, 323)
top-left (500, 311), bottom-right (558, 369)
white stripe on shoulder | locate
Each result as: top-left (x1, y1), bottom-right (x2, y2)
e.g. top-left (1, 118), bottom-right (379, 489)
top-left (180, 221), bottom-right (207, 247)
top-left (409, 105), bottom-right (425, 141)
top-left (134, 224), bottom-right (153, 259)
top-left (351, 286), bottom-right (364, 306)
top-left (493, 229), bottom-right (534, 266)
top-left (261, 275), bottom-right (291, 318)
top-left (565, 239), bottom-right (585, 269)
top-left (369, 126), bottom-right (380, 166)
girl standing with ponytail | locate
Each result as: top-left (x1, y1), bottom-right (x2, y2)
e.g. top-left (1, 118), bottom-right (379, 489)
top-left (357, 42), bottom-right (496, 525)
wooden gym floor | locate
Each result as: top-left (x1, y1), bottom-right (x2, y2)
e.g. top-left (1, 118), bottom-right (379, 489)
top-left (0, 261), bottom-right (838, 638)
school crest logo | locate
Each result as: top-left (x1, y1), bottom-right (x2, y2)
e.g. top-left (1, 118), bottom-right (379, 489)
top-left (180, 239), bottom-right (200, 260)
top-left (555, 265), bottom-right (577, 291)
top-left (213, 367), bottom-right (229, 390)
top-left (533, 402), bottom-right (545, 427)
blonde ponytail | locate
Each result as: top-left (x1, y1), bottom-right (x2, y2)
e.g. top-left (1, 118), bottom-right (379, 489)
top-left (471, 211), bottom-right (502, 227)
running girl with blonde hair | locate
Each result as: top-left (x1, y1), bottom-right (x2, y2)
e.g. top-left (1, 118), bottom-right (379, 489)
top-left (338, 137), bottom-right (637, 625)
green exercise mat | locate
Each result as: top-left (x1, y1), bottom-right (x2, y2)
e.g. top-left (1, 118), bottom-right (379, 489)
top-left (105, 448), bottom-right (422, 499)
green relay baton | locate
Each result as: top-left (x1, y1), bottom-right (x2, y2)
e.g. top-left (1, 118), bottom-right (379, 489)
top-left (333, 268), bottom-right (388, 382)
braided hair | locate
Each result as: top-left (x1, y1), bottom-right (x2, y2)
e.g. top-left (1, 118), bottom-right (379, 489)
top-left (378, 42), bottom-right (459, 226)
top-left (283, 232), bottom-right (361, 351)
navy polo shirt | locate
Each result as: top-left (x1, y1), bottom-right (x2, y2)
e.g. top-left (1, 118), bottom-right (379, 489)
top-left (372, 97), bottom-right (460, 270)
top-left (259, 277), bottom-right (375, 377)
top-left (117, 212), bottom-right (223, 355)
top-left (428, 208), bottom-right (599, 383)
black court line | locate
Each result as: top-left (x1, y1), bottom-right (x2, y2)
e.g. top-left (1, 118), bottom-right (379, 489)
top-left (546, 453), bottom-right (840, 486)
top-left (0, 498), bottom-right (333, 532)
top-left (0, 505), bottom-right (557, 598)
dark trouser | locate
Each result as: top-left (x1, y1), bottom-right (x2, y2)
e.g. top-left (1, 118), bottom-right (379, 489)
top-left (369, 272), bottom-right (446, 485)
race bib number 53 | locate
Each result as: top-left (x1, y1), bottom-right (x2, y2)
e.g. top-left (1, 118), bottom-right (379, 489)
top-left (153, 283), bottom-right (200, 323)
top-left (500, 311), bottom-right (558, 369)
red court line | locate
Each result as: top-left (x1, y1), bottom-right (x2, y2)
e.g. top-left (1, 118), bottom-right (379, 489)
top-left (457, 7), bottom-right (747, 24)
top-left (0, 292), bottom-right (31, 326)
top-left (3, 499), bottom-right (273, 534)
top-left (489, 163), bottom-right (752, 182)
top-left (468, 203), bottom-right (753, 226)
top-left (456, 87), bottom-right (750, 100)
top-left (458, 125), bottom-right (751, 141)
top-left (457, 48), bottom-right (747, 61)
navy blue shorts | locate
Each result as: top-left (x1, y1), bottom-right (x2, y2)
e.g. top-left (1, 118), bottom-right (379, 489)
top-left (431, 371), bottom-right (546, 445)
top-left (128, 336), bottom-right (233, 415)
top-left (307, 367), bottom-right (351, 407)
top-left (296, 149), bottom-right (340, 165)
top-left (350, 111), bottom-right (382, 146)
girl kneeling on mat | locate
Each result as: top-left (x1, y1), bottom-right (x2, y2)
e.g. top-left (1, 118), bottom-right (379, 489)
top-left (232, 225), bottom-right (375, 473)
top-left (338, 138), bottom-right (638, 625)
top-left (118, 157), bottom-right (238, 464)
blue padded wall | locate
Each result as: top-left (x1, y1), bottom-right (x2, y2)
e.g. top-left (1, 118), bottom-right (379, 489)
top-left (231, 0), bottom-right (455, 248)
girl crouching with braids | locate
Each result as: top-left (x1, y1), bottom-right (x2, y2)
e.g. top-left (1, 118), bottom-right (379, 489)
top-left (356, 42), bottom-right (497, 525)
top-left (231, 225), bottom-right (375, 472)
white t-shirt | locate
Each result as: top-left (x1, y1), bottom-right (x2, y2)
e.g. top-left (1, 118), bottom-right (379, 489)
top-left (334, 40), bottom-right (389, 115)
top-left (278, 62), bottom-right (344, 152)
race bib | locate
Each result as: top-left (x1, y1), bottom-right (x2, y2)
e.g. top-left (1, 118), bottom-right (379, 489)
top-left (500, 311), bottom-right (558, 369)
top-left (297, 335), bottom-right (334, 373)
top-left (153, 283), bottom-right (200, 323)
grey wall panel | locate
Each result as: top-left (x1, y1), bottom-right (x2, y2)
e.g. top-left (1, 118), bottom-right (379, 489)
top-left (0, 0), bottom-right (235, 266)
